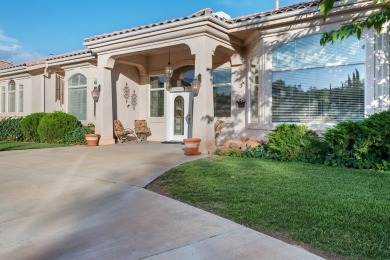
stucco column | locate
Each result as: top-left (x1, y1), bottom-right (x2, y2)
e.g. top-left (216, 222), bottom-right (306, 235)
top-left (190, 37), bottom-right (217, 154)
top-left (96, 55), bottom-right (115, 145)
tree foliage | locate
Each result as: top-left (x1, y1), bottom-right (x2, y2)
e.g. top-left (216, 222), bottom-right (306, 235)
top-left (319, 0), bottom-right (390, 45)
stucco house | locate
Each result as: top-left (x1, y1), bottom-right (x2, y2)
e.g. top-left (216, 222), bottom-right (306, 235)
top-left (0, 0), bottom-right (389, 153)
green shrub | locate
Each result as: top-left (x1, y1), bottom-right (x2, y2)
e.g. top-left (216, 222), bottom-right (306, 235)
top-left (215, 148), bottom-right (244, 157)
top-left (324, 110), bottom-right (390, 170)
top-left (37, 111), bottom-right (80, 143)
top-left (267, 124), bottom-right (323, 163)
top-left (65, 126), bottom-right (93, 145)
top-left (0, 117), bottom-right (24, 141)
top-left (20, 112), bottom-right (47, 142)
top-left (242, 144), bottom-right (272, 159)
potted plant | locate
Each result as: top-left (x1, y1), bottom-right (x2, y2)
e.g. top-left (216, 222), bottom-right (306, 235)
top-left (85, 125), bottom-right (100, 146)
top-left (87, 122), bottom-right (95, 132)
top-left (236, 96), bottom-right (246, 108)
top-left (183, 138), bottom-right (201, 155)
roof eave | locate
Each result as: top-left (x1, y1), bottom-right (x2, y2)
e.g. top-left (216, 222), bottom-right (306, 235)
top-left (0, 66), bottom-right (28, 74)
top-left (47, 53), bottom-right (96, 65)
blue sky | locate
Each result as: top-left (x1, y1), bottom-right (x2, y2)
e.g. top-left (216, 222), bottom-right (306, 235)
top-left (0, 0), bottom-right (308, 63)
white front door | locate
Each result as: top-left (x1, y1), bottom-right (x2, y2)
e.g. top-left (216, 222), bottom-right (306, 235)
top-left (167, 91), bottom-right (193, 141)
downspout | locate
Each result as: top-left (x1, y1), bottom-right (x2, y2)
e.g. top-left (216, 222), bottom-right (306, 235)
top-left (42, 63), bottom-right (48, 112)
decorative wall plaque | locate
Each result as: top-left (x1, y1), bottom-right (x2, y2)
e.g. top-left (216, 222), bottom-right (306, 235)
top-left (131, 90), bottom-right (137, 110)
top-left (123, 82), bottom-right (130, 104)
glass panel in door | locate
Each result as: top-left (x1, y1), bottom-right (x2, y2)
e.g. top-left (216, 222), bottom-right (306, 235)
top-left (174, 96), bottom-right (184, 135)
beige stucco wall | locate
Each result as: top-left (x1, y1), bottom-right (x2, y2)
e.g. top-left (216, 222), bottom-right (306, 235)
top-left (113, 64), bottom-right (141, 132)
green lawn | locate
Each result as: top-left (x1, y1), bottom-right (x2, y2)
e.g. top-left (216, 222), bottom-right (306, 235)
top-left (149, 156), bottom-right (390, 259)
top-left (0, 141), bottom-right (68, 151)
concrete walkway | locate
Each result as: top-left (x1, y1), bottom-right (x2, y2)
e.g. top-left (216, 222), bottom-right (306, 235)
top-left (0, 143), bottom-right (323, 260)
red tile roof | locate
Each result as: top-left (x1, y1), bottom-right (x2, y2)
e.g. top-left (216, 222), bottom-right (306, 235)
top-left (228, 0), bottom-right (323, 23)
top-left (46, 49), bottom-right (94, 61)
top-left (0, 60), bottom-right (15, 69)
top-left (0, 63), bottom-right (27, 71)
top-left (84, 1), bottom-right (328, 43)
top-left (0, 50), bottom-right (94, 71)
top-left (84, 8), bottom-right (215, 43)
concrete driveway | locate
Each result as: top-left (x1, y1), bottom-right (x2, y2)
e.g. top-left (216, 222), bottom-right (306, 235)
top-left (0, 143), bottom-right (323, 260)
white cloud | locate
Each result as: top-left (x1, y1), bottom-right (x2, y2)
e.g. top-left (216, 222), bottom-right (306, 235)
top-left (0, 30), bottom-right (41, 63)
top-left (0, 31), bottom-right (19, 44)
top-left (0, 44), bottom-right (21, 52)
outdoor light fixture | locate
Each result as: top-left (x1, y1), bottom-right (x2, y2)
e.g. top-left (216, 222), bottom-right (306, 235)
top-left (91, 79), bottom-right (101, 120)
top-left (191, 73), bottom-right (201, 95)
top-left (165, 49), bottom-right (173, 91)
top-left (91, 80), bottom-right (101, 103)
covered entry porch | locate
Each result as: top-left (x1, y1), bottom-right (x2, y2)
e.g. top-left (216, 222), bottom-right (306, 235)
top-left (89, 34), bottom-right (241, 153)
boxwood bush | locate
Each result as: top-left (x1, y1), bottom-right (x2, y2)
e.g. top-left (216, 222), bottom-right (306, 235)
top-left (267, 124), bottom-right (324, 163)
top-left (65, 126), bottom-right (93, 145)
top-left (37, 111), bottom-right (80, 143)
top-left (20, 112), bottom-right (47, 142)
top-left (324, 110), bottom-right (390, 170)
top-left (0, 117), bottom-right (24, 141)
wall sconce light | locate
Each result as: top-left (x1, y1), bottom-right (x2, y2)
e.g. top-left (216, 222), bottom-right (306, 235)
top-left (191, 74), bottom-right (201, 96)
top-left (91, 79), bottom-right (101, 120)
top-left (91, 79), bottom-right (101, 103)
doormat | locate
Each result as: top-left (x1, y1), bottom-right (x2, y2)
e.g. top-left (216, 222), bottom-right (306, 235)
top-left (161, 141), bottom-right (184, 144)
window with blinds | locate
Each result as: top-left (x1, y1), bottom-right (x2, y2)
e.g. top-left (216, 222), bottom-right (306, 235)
top-left (8, 80), bottom-right (16, 113)
top-left (150, 76), bottom-right (164, 117)
top-left (68, 74), bottom-right (87, 120)
top-left (213, 68), bottom-right (231, 117)
top-left (272, 34), bottom-right (365, 123)
top-left (18, 85), bottom-right (23, 112)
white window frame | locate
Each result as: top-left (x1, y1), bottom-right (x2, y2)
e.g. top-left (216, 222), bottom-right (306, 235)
top-left (0, 86), bottom-right (5, 113)
top-left (17, 84), bottom-right (23, 113)
top-left (149, 75), bottom-right (165, 118)
top-left (213, 68), bottom-right (232, 118)
top-left (248, 57), bottom-right (259, 124)
top-left (67, 74), bottom-right (87, 120)
top-left (271, 34), bottom-right (366, 124)
top-left (7, 80), bottom-right (16, 113)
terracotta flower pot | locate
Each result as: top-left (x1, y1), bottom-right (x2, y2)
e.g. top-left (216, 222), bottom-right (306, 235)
top-left (183, 138), bottom-right (201, 155)
top-left (85, 134), bottom-right (100, 146)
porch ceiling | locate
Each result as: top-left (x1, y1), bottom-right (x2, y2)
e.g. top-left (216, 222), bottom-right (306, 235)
top-left (115, 45), bottom-right (190, 60)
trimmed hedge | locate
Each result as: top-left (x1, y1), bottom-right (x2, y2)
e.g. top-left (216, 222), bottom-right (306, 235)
top-left (0, 117), bottom-right (24, 141)
top-left (37, 111), bottom-right (80, 143)
top-left (20, 112), bottom-right (47, 142)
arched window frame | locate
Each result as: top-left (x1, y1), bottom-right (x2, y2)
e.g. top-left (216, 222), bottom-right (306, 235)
top-left (8, 80), bottom-right (16, 113)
